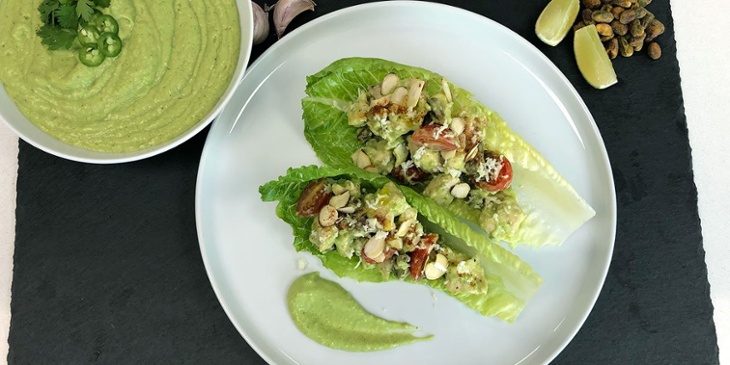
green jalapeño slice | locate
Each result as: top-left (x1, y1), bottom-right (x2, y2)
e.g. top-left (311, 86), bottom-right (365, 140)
top-left (78, 46), bottom-right (105, 67)
top-left (77, 25), bottom-right (101, 47)
top-left (94, 14), bottom-right (120, 35)
top-left (98, 32), bottom-right (123, 58)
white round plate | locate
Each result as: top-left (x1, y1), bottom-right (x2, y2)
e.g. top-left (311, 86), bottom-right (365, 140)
top-left (195, 2), bottom-right (616, 364)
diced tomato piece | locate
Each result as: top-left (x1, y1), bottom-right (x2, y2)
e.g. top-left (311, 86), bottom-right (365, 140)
top-left (409, 234), bottom-right (438, 280)
top-left (392, 162), bottom-right (429, 185)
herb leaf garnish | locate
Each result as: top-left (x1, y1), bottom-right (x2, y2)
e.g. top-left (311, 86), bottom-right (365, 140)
top-left (37, 24), bottom-right (77, 50)
top-left (75, 0), bottom-right (95, 22)
top-left (55, 5), bottom-right (78, 29)
top-left (38, 0), bottom-right (59, 24)
top-left (94, 0), bottom-right (111, 8)
top-left (35, 0), bottom-right (123, 67)
top-left (36, 0), bottom-right (114, 51)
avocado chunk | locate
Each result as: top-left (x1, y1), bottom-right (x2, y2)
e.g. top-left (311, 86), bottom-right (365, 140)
top-left (423, 174), bottom-right (460, 206)
top-left (412, 148), bottom-right (443, 173)
top-left (469, 189), bottom-right (526, 240)
top-left (445, 258), bottom-right (488, 295)
top-left (427, 93), bottom-right (452, 122)
top-left (335, 231), bottom-right (361, 258)
top-left (309, 219), bottom-right (338, 252)
top-left (363, 139), bottom-right (395, 173)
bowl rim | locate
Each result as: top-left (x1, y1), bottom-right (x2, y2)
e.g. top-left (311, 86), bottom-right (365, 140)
top-left (0, 0), bottom-right (254, 164)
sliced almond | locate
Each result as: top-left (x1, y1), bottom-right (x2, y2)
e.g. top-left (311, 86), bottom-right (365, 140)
top-left (369, 85), bottom-right (383, 99)
top-left (450, 183), bottom-right (471, 199)
top-left (318, 205), bottom-right (338, 227)
top-left (352, 149), bottom-right (371, 169)
top-left (407, 79), bottom-right (425, 109)
top-left (434, 253), bottom-right (449, 271)
top-left (381, 73), bottom-right (399, 95)
top-left (395, 220), bottom-right (412, 237)
top-left (331, 183), bottom-right (346, 195)
top-left (450, 117), bottom-right (465, 136)
top-left (441, 149), bottom-right (456, 160)
top-left (371, 251), bottom-right (386, 263)
top-left (424, 262), bottom-right (446, 280)
top-left (369, 96), bottom-right (390, 108)
top-left (337, 206), bottom-right (356, 214)
top-left (329, 192), bottom-right (350, 209)
top-left (441, 78), bottom-right (452, 102)
top-left (390, 86), bottom-right (408, 105)
top-left (363, 234), bottom-right (386, 259)
top-left (425, 254), bottom-right (449, 280)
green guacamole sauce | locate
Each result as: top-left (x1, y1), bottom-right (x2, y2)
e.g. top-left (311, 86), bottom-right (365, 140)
top-left (287, 272), bottom-right (433, 351)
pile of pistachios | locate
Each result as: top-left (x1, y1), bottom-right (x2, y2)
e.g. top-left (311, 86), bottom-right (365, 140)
top-left (574, 0), bottom-right (665, 60)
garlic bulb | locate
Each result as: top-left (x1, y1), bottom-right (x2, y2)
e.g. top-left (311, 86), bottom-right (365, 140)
top-left (251, 2), bottom-right (270, 45)
top-left (271, 0), bottom-right (316, 38)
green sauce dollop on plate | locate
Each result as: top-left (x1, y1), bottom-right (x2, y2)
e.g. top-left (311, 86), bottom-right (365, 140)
top-left (287, 272), bottom-right (433, 351)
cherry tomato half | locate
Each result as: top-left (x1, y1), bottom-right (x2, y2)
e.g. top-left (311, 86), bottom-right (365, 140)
top-left (410, 124), bottom-right (458, 152)
top-left (475, 153), bottom-right (513, 192)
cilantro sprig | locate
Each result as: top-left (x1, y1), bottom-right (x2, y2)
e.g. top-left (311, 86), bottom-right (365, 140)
top-left (36, 0), bottom-right (123, 67)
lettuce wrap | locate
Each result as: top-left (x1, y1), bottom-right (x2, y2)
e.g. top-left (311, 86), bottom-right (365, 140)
top-left (301, 58), bottom-right (595, 248)
top-left (260, 165), bottom-right (542, 322)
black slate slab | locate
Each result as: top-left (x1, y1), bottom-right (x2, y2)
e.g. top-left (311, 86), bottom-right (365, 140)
top-left (8, 0), bottom-right (718, 364)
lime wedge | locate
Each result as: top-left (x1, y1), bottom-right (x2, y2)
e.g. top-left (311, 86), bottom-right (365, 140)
top-left (574, 25), bottom-right (618, 89)
top-left (535, 0), bottom-right (580, 46)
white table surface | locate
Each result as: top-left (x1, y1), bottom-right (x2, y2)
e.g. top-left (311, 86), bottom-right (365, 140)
top-left (0, 1), bottom-right (727, 363)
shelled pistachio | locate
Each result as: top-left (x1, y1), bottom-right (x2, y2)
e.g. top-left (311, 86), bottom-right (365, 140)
top-left (647, 41), bottom-right (661, 59)
top-left (572, 0), bottom-right (665, 60)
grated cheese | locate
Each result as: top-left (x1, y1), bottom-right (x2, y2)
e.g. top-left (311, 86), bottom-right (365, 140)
top-left (457, 261), bottom-right (469, 275)
top-left (476, 155), bottom-right (504, 182)
top-left (434, 123), bottom-right (449, 140)
top-left (413, 146), bottom-right (426, 160)
top-left (399, 159), bottom-right (414, 172)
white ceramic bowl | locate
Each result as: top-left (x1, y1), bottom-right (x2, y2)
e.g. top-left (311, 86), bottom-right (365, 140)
top-left (0, 0), bottom-right (253, 164)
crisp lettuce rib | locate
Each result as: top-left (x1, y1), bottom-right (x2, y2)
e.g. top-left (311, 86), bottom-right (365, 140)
top-left (259, 165), bottom-right (543, 322)
top-left (302, 57), bottom-right (595, 247)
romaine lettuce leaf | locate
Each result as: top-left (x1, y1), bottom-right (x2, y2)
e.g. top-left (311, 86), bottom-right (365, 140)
top-left (302, 57), bottom-right (595, 247)
top-left (259, 165), bottom-right (543, 322)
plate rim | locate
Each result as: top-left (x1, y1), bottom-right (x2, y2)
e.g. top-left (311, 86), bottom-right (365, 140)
top-left (195, 1), bottom-right (617, 364)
